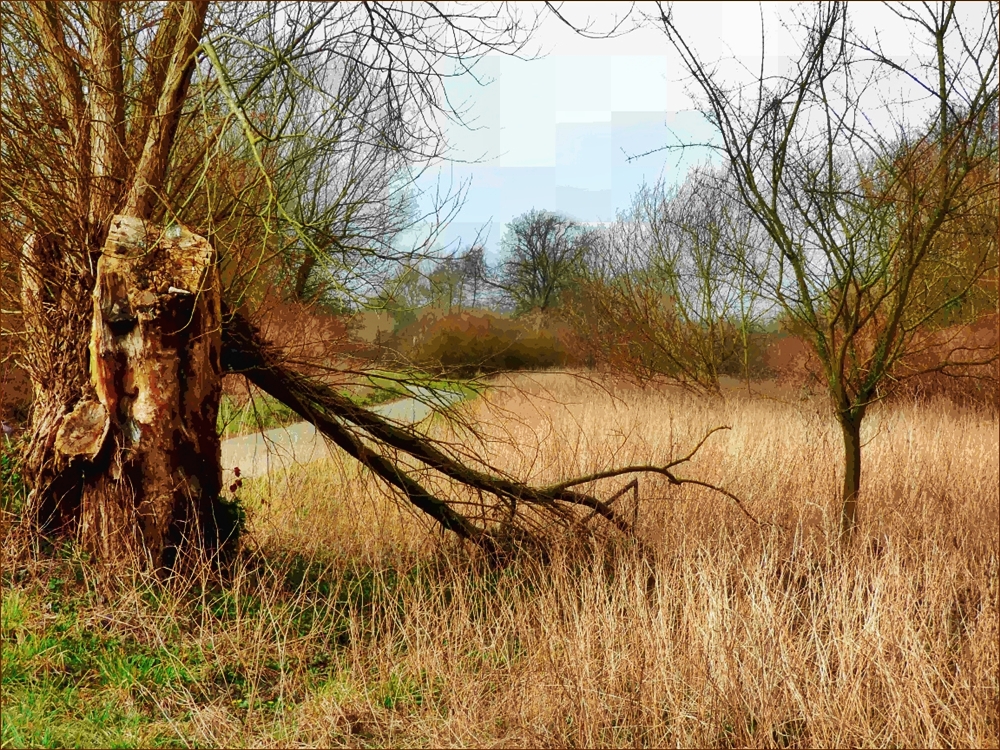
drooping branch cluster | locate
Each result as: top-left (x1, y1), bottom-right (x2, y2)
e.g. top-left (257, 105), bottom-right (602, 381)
top-left (220, 307), bottom-right (766, 555)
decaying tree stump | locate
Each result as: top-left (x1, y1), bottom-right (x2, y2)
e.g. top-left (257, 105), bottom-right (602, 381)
top-left (52, 216), bottom-right (223, 569)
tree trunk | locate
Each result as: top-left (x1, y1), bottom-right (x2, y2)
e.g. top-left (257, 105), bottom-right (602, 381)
top-left (20, 233), bottom-right (96, 535)
top-left (293, 253), bottom-right (317, 302)
top-left (839, 412), bottom-right (863, 541)
top-left (29, 216), bottom-right (225, 571)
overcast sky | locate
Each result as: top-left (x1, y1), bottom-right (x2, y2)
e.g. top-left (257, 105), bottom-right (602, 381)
top-left (401, 1), bottom-right (990, 261)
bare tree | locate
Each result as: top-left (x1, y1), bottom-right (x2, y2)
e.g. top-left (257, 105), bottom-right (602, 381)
top-left (492, 209), bottom-right (592, 314)
top-left (459, 244), bottom-right (490, 310)
top-left (566, 167), bottom-right (773, 392)
top-left (652, 1), bottom-right (999, 539)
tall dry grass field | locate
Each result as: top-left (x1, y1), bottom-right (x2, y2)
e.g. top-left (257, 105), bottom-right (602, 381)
top-left (2, 374), bottom-right (997, 747)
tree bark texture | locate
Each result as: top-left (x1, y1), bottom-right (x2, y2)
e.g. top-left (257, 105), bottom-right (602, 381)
top-left (39, 216), bottom-right (223, 569)
top-left (839, 413), bottom-right (863, 541)
top-left (19, 234), bottom-right (96, 535)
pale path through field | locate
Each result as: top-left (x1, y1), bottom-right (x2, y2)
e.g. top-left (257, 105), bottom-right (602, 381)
top-left (221, 387), bottom-right (467, 480)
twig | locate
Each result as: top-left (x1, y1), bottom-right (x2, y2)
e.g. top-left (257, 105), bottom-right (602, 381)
top-left (544, 425), bottom-right (731, 493)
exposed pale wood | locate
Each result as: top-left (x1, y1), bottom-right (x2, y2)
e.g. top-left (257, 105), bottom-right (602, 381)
top-left (79, 215), bottom-right (222, 568)
top-left (54, 400), bottom-right (109, 460)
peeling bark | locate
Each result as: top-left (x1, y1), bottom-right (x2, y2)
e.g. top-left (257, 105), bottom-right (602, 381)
top-left (19, 233), bottom-right (95, 535)
top-left (55, 216), bottom-right (224, 569)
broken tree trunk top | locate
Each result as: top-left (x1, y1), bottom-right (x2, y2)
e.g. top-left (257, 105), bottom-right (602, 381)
top-left (101, 215), bottom-right (213, 304)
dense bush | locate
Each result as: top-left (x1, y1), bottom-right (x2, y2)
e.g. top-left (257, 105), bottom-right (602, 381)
top-left (887, 313), bottom-right (998, 409)
top-left (399, 310), bottom-right (573, 376)
top-left (764, 313), bottom-right (999, 409)
top-left (560, 281), bottom-right (774, 388)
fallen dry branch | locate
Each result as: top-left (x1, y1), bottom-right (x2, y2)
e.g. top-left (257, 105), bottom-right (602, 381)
top-left (221, 308), bottom-right (761, 554)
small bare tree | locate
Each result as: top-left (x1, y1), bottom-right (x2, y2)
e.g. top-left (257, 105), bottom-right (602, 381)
top-left (653, 1), bottom-right (999, 539)
top-left (459, 245), bottom-right (490, 310)
top-left (567, 167), bottom-right (773, 393)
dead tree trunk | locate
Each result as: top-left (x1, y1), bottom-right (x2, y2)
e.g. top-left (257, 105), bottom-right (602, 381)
top-left (14, 1), bottom-right (212, 570)
top-left (46, 216), bottom-right (224, 569)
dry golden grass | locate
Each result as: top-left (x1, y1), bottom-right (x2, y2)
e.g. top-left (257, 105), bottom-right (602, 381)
top-left (3, 372), bottom-right (997, 747)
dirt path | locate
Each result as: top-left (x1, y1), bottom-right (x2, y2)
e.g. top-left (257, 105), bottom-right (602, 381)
top-left (221, 387), bottom-right (467, 480)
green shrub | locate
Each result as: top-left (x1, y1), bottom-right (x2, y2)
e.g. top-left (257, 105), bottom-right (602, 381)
top-left (401, 311), bottom-right (572, 376)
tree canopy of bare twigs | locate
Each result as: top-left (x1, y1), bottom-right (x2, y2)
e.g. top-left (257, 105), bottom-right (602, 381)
top-left (492, 209), bottom-right (595, 315)
top-left (566, 167), bottom-right (775, 393)
top-left (648, 0), bottom-right (998, 539)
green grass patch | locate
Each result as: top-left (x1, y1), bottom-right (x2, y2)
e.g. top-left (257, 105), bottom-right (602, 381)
top-left (217, 392), bottom-right (301, 439)
top-left (1, 583), bottom-right (200, 748)
top-left (361, 370), bottom-right (485, 404)
top-left (0, 548), bottom-right (501, 747)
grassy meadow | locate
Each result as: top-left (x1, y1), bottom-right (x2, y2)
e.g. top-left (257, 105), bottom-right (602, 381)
top-left (2, 373), bottom-right (997, 747)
